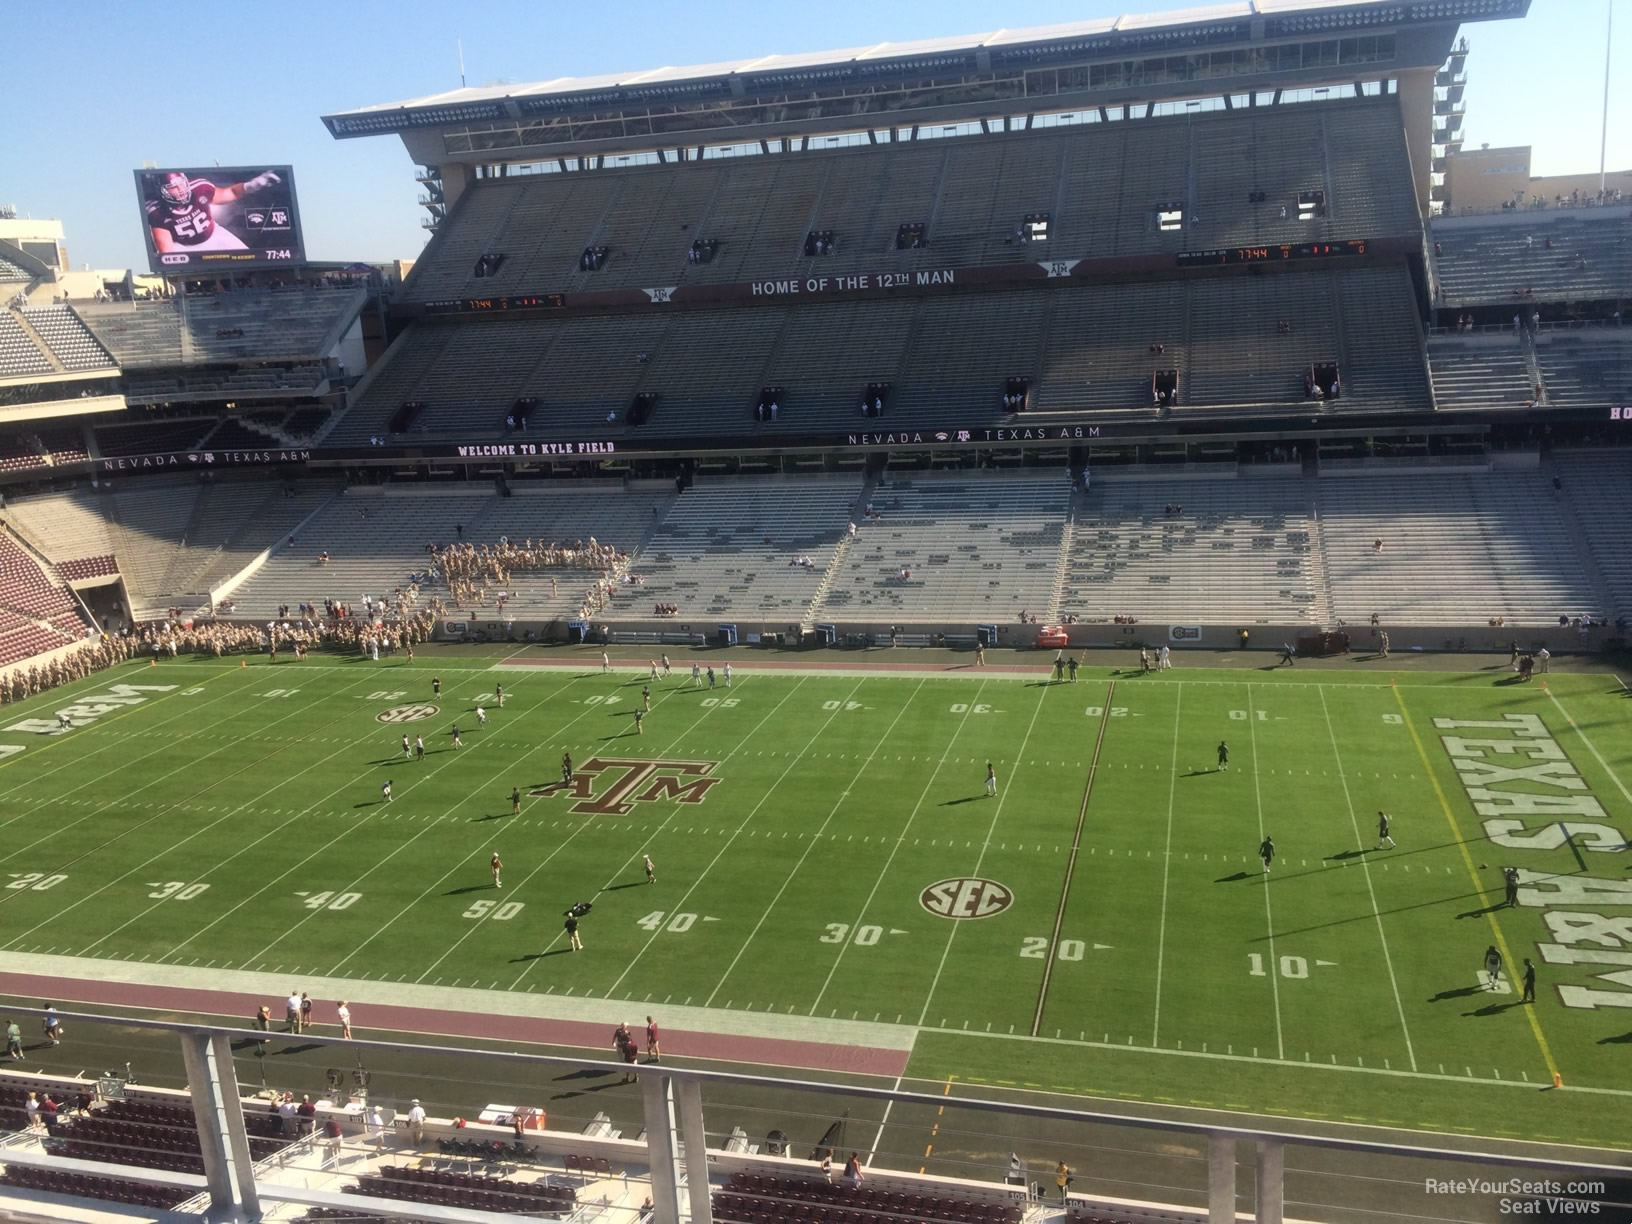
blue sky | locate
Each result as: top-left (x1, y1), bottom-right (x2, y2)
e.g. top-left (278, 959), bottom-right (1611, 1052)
top-left (2, 0), bottom-right (1622, 271)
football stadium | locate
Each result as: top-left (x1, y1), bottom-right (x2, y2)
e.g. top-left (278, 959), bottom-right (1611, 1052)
top-left (2, 1), bottom-right (1631, 1220)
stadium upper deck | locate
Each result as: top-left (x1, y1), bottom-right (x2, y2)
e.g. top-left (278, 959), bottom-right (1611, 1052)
top-left (395, 96), bottom-right (1417, 305)
top-left (325, 0), bottom-right (1528, 237)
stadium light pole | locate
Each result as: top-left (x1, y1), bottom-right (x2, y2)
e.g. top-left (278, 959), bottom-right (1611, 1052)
top-left (1601, 0), bottom-right (1613, 191)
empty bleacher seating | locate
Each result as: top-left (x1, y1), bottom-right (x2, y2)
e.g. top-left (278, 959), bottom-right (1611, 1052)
top-left (20, 305), bottom-right (115, 371)
top-left (715, 1170), bottom-right (1021, 1224)
top-left (1319, 471), bottom-right (1601, 626)
top-left (1061, 476), bottom-right (1318, 625)
top-left (1427, 333), bottom-right (1535, 411)
top-left (0, 311), bottom-right (53, 377)
top-left (1431, 210), bottom-right (1632, 308)
top-left (629, 478), bottom-right (856, 622)
top-left (818, 473), bottom-right (1064, 623)
top-left (1533, 332), bottom-right (1632, 407)
top-left (74, 286), bottom-right (364, 367)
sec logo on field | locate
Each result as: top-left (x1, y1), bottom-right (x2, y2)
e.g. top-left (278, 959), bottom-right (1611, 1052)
top-left (920, 878), bottom-right (1012, 921)
top-left (376, 704), bottom-right (439, 724)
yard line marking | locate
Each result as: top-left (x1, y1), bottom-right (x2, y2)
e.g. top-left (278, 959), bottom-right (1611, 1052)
top-left (916, 681), bottom-right (1051, 1026)
top-left (1033, 681), bottom-right (1117, 1036)
top-left (1542, 686), bottom-right (1632, 808)
top-left (678, 675), bottom-right (920, 1011)
top-left (0, 665), bottom-right (246, 803)
top-left (1316, 687), bottom-right (1417, 1072)
top-left (251, 675), bottom-right (610, 972)
top-left (1245, 682), bottom-right (1284, 1061)
top-left (503, 677), bottom-right (825, 992)
top-left (1150, 686), bottom-right (1182, 1047)
top-left (430, 675), bottom-right (791, 988)
top-left (0, 670), bottom-right (387, 932)
top-left (5, 682), bottom-right (388, 947)
top-left (154, 674), bottom-right (588, 962)
top-left (1390, 685), bottom-right (1559, 1081)
top-left (804, 680), bottom-right (989, 1015)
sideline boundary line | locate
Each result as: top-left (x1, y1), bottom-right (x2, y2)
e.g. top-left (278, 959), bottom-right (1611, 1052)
top-left (1390, 684), bottom-right (1560, 1080)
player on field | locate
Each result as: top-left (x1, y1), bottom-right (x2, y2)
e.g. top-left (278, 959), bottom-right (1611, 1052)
top-left (432, 676), bottom-right (441, 697)
top-left (1279, 642), bottom-right (1296, 667)
top-left (1375, 810), bottom-right (1396, 850)
top-left (56, 713), bottom-right (72, 730)
top-left (602, 652), bottom-right (611, 674)
top-left (644, 854), bottom-right (656, 884)
top-left (646, 1015), bottom-right (661, 1061)
top-left (707, 666), bottom-right (716, 690)
top-left (692, 663), bottom-right (702, 688)
top-left (975, 641), bottom-right (985, 666)
top-left (632, 709), bottom-right (645, 735)
top-left (1054, 653), bottom-right (1066, 682)
top-left (1259, 835), bottom-right (1275, 873)
top-left (1503, 865), bottom-right (1520, 907)
top-left (565, 912), bottom-right (583, 951)
top-left (1217, 740), bottom-right (1229, 771)
top-left (495, 683), bottom-right (504, 708)
top-left (985, 762), bottom-right (997, 797)
top-left (1138, 648), bottom-right (1150, 674)
top-left (1484, 944), bottom-right (1503, 990)
top-left (724, 662), bottom-right (733, 687)
top-left (1522, 958), bottom-right (1536, 1003)
top-left (476, 705), bottom-right (487, 726)
top-left (451, 723), bottom-right (462, 748)
top-left (490, 852), bottom-right (503, 888)
top-left (562, 751), bottom-right (574, 784)
top-left (382, 780), bottom-right (393, 803)
top-left (401, 735), bottom-right (411, 759)
top-left (415, 736), bottom-right (425, 761)
top-left (1067, 656), bottom-right (1078, 682)
top-left (650, 660), bottom-right (659, 681)
top-left (661, 654), bottom-right (672, 678)
top-left (511, 786), bottom-right (522, 817)
top-left (642, 686), bottom-right (651, 712)
top-left (1159, 644), bottom-right (1171, 670)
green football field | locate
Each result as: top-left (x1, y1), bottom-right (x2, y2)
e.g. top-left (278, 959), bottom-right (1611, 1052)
top-left (2, 651), bottom-right (1630, 1152)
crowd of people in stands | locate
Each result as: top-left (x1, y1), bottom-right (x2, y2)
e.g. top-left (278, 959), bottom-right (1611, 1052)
top-left (430, 534), bottom-right (628, 615)
top-left (1498, 187), bottom-right (1624, 211)
top-left (0, 633), bottom-right (140, 704)
top-left (134, 604), bottom-right (443, 662)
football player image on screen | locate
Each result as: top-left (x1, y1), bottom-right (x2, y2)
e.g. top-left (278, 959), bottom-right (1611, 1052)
top-left (144, 169), bottom-right (281, 253)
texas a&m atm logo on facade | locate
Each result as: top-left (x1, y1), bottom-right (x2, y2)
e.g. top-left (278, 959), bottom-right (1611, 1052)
top-left (536, 757), bottom-right (722, 815)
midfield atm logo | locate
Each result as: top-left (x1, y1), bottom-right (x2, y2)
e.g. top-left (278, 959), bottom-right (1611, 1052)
top-left (536, 757), bottom-right (722, 815)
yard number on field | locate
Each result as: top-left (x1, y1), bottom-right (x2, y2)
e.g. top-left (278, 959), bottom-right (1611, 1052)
top-left (638, 911), bottom-right (705, 932)
top-left (820, 923), bottom-right (901, 946)
top-left (259, 689), bottom-right (300, 699)
top-left (950, 703), bottom-right (992, 714)
top-left (147, 881), bottom-right (210, 901)
top-left (1084, 707), bottom-right (1128, 718)
top-left (822, 700), bottom-right (864, 711)
top-left (463, 899), bottom-right (525, 920)
top-left (296, 890), bottom-right (361, 911)
top-left (1229, 709), bottom-right (1271, 721)
top-left (700, 698), bottom-right (739, 708)
top-left (6, 872), bottom-right (66, 891)
top-left (1248, 953), bottom-right (1333, 979)
top-left (1020, 936), bottom-right (1088, 960)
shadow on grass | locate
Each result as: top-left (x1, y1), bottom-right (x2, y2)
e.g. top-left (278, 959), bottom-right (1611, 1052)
top-left (939, 797), bottom-right (983, 806)
top-left (1429, 984), bottom-right (1483, 1002)
top-left (442, 884), bottom-right (493, 897)
top-left (1215, 871), bottom-right (1253, 883)
top-left (508, 949), bottom-right (569, 964)
top-left (601, 881), bottom-right (645, 892)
